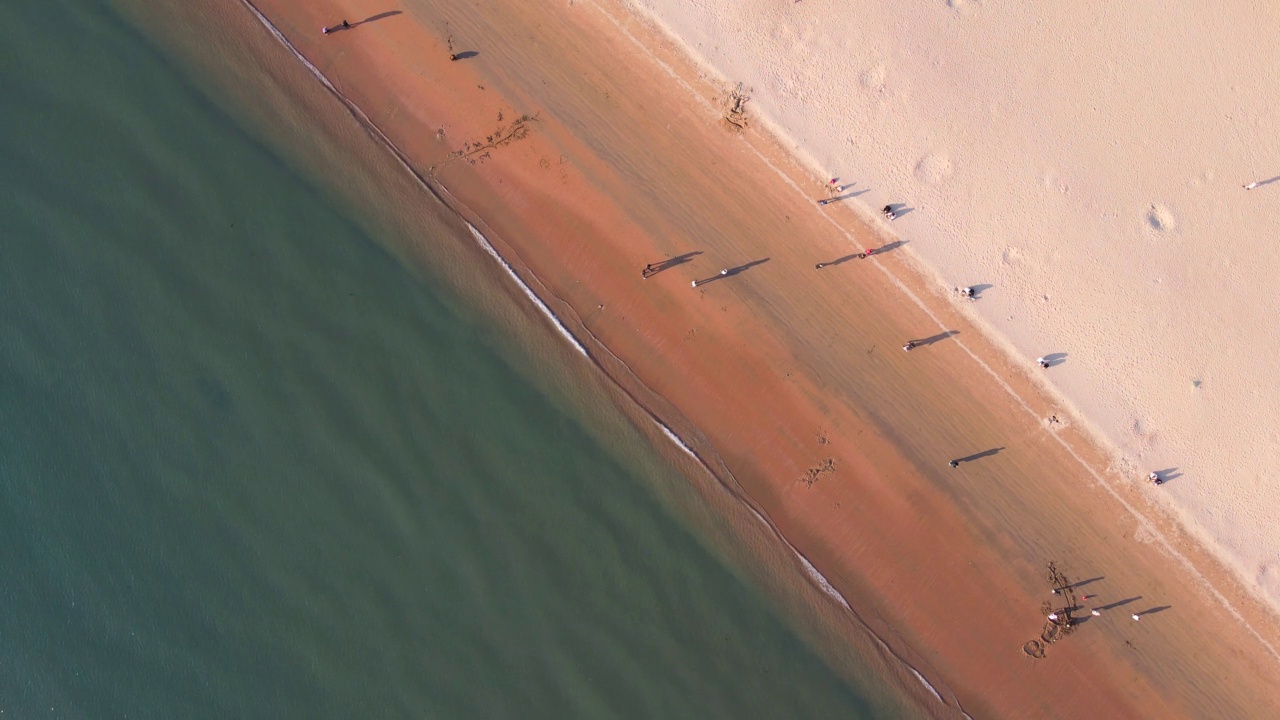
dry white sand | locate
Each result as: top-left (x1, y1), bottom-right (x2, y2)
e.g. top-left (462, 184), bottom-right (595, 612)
top-left (618, 0), bottom-right (1280, 611)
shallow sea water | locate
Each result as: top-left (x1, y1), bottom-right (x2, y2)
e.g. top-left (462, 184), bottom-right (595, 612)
top-left (0, 2), bottom-right (898, 718)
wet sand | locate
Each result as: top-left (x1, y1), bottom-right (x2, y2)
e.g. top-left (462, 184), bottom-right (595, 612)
top-left (165, 0), bottom-right (1280, 716)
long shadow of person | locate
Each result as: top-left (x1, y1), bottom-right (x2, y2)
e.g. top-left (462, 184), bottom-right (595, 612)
top-left (646, 251), bottom-right (702, 277)
top-left (910, 330), bottom-right (959, 347)
top-left (953, 447), bottom-right (1004, 465)
top-left (693, 258), bottom-right (770, 286)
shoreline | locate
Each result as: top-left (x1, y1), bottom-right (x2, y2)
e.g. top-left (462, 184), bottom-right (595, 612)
top-left (231, 6), bottom-right (925, 700)
top-left (149, 0), bottom-right (1280, 716)
top-left (227, 4), bottom-right (987, 710)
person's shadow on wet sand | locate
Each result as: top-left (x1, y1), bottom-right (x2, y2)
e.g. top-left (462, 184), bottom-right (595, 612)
top-left (1135, 605), bottom-right (1171, 617)
top-left (1069, 576), bottom-right (1104, 590)
top-left (1098, 596), bottom-right (1141, 611)
top-left (721, 258), bottom-right (769, 277)
top-left (327, 11), bottom-right (402, 33)
top-left (873, 239), bottom-right (909, 255)
top-left (954, 447), bottom-right (1004, 465)
top-left (694, 258), bottom-right (770, 286)
top-left (358, 10), bottom-right (402, 26)
top-left (828, 189), bottom-right (869, 203)
top-left (815, 252), bottom-right (864, 268)
top-left (908, 330), bottom-right (959, 347)
top-left (647, 251), bottom-right (702, 277)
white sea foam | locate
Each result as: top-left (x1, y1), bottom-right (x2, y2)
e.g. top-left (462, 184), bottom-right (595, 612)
top-left (465, 224), bottom-right (588, 358)
top-left (653, 420), bottom-right (699, 461)
top-left (241, 2), bottom-right (334, 95)
top-left (651, 418), bottom-right (854, 615)
top-left (908, 667), bottom-right (945, 705)
top-left (794, 551), bottom-right (852, 612)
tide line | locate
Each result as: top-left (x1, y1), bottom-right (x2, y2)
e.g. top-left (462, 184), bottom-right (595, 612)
top-left (465, 224), bottom-right (588, 358)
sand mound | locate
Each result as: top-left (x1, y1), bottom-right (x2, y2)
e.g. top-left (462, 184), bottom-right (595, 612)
top-left (1145, 203), bottom-right (1176, 233)
top-left (860, 64), bottom-right (887, 93)
top-left (914, 153), bottom-right (953, 184)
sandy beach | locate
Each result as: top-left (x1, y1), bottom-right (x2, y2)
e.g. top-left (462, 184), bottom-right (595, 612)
top-left (625, 0), bottom-right (1280, 612)
top-left (143, 0), bottom-right (1280, 715)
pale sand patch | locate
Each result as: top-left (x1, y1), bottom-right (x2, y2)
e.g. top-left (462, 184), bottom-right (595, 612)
top-left (623, 0), bottom-right (1280, 617)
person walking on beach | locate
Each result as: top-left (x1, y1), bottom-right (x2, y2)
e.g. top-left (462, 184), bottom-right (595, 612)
top-left (1132, 613), bottom-right (1141, 621)
top-left (322, 20), bottom-right (350, 34)
top-left (948, 460), bottom-right (959, 468)
top-left (882, 205), bottom-right (897, 220)
top-left (818, 198), bottom-right (835, 206)
top-left (1244, 181), bottom-right (1260, 190)
top-left (903, 341), bottom-right (917, 352)
top-left (1149, 471), bottom-right (1164, 485)
top-left (1036, 356), bottom-right (1050, 369)
top-left (815, 262), bottom-right (827, 269)
top-left (642, 263), bottom-right (658, 278)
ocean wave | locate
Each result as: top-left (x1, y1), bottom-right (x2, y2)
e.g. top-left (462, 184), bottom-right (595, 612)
top-left (464, 224), bottom-right (588, 358)
top-left (643, 371), bottom-right (976, 715)
top-left (908, 666), bottom-right (944, 705)
top-left (794, 550), bottom-right (852, 612)
top-left (653, 419), bottom-right (700, 462)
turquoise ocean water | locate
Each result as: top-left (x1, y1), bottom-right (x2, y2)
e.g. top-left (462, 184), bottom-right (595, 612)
top-left (1, 2), bottom-right (900, 717)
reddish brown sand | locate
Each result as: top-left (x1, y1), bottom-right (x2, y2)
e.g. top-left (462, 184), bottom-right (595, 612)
top-left (143, 0), bottom-right (1280, 716)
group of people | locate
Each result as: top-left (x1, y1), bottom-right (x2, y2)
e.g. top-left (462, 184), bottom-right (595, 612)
top-left (1046, 590), bottom-right (1105, 627)
top-left (815, 179), bottom-right (898, 223)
